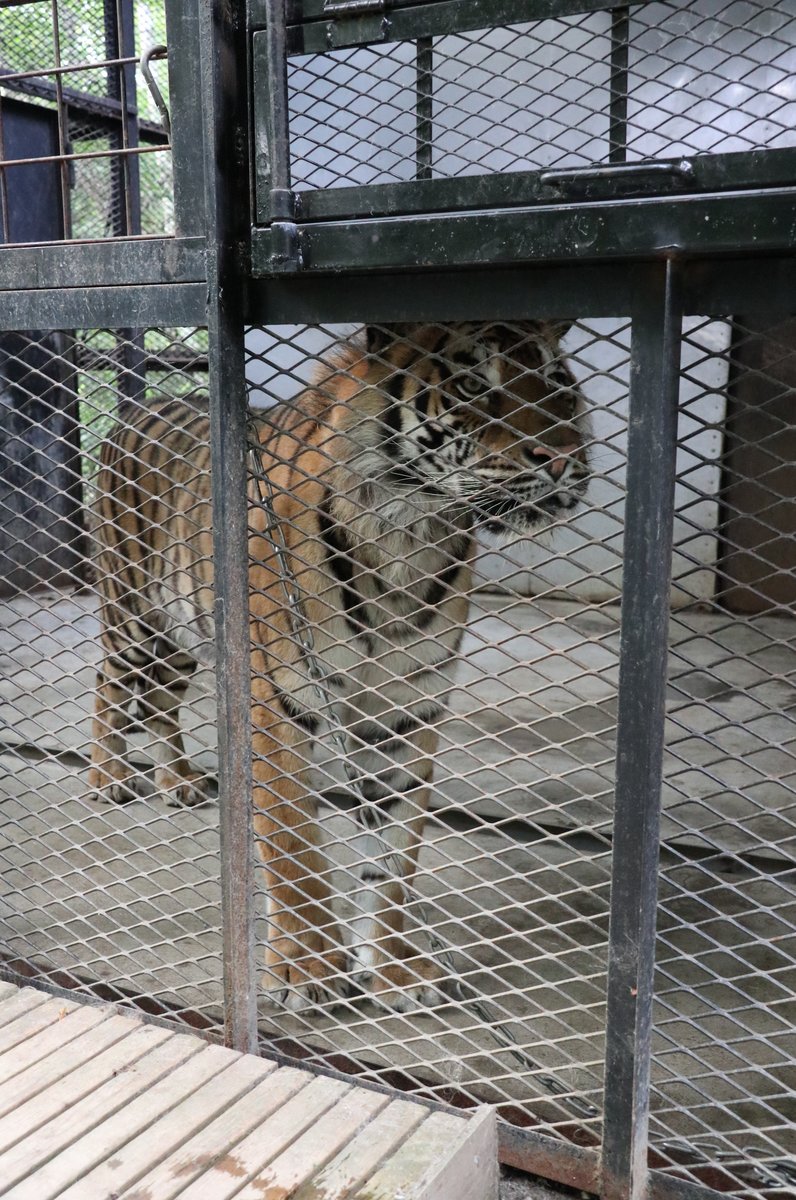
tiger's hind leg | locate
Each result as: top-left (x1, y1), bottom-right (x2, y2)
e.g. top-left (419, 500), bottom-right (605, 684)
top-left (89, 650), bottom-right (146, 804)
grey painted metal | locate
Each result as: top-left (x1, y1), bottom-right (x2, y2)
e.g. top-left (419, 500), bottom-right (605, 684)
top-left (601, 260), bottom-right (682, 1200)
top-left (200, 0), bottom-right (258, 1055)
top-left (164, 0), bottom-right (208, 237)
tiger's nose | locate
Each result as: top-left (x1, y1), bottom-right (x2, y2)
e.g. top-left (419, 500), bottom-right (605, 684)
top-left (532, 443), bottom-right (582, 480)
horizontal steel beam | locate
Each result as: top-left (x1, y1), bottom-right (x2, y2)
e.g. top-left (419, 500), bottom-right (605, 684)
top-left (0, 282), bottom-right (206, 329)
top-left (250, 0), bottom-right (639, 51)
top-left (252, 189), bottom-right (796, 277)
top-left (247, 256), bottom-right (796, 323)
top-left (279, 149), bottom-right (796, 225)
top-left (0, 236), bottom-right (206, 292)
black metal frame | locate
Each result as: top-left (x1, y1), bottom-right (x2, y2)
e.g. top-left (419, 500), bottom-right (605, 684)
top-left (0, 2), bottom-right (794, 1199)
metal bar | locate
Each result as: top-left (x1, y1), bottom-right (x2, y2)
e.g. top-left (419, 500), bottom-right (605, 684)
top-left (49, 0), bottom-right (73, 238)
top-left (271, 146), bottom-right (796, 221)
top-left (254, 0), bottom-right (640, 50)
top-left (415, 37), bottom-right (433, 181)
top-left (0, 98), bottom-right (10, 244)
top-left (254, 188), bottom-right (796, 273)
top-left (0, 235), bottom-right (206, 291)
top-left (498, 1124), bottom-right (600, 1191)
top-left (200, 0), bottom-right (258, 1054)
top-left (108, 0), bottom-right (146, 400)
top-left (286, 0), bottom-right (645, 20)
top-left (247, 256), bottom-right (796, 325)
top-left (0, 56), bottom-right (139, 87)
top-left (0, 283), bottom-right (206, 330)
top-left (0, 143), bottom-right (169, 170)
top-left (608, 7), bottom-right (629, 163)
top-left (164, 0), bottom-right (208, 236)
top-left (107, 0), bottom-right (142, 237)
top-left (0, 71), bottom-right (167, 141)
top-left (263, 0), bottom-right (294, 217)
top-left (600, 259), bottom-right (682, 1200)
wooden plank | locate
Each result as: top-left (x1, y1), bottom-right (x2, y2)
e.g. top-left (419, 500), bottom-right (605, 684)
top-left (352, 1112), bottom-right (481, 1200)
top-left (116, 1064), bottom-right (307, 1200)
top-left (0, 987), bottom-right (51, 1034)
top-left (0, 1000), bottom-right (108, 1085)
top-left (176, 1074), bottom-right (351, 1200)
top-left (236, 1085), bottom-right (390, 1200)
top-left (0, 982), bottom-right (18, 1004)
top-left (56, 1050), bottom-right (275, 1200)
top-left (0, 1028), bottom-right (191, 1189)
top-left (400, 1107), bottom-right (499, 1200)
top-left (5, 1042), bottom-right (230, 1200)
top-left (0, 993), bottom-right (75, 1053)
top-left (292, 1099), bottom-right (429, 1200)
top-left (0, 1012), bottom-right (143, 1121)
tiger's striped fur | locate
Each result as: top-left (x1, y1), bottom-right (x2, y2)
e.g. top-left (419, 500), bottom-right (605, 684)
top-left (90, 322), bottom-right (588, 1011)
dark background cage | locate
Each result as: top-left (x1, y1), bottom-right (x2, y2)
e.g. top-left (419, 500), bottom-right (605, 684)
top-left (0, 1), bottom-right (794, 1198)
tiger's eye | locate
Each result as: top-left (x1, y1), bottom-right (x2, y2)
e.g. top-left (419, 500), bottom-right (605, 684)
top-left (457, 374), bottom-right (485, 397)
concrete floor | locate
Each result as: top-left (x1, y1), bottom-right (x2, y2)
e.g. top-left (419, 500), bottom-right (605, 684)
top-left (0, 587), bottom-right (794, 1182)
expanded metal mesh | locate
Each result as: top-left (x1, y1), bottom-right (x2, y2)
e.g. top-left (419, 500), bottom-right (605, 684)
top-left (243, 320), bottom-right (794, 1197)
top-left (285, 0), bottom-right (796, 192)
top-left (650, 317), bottom-right (796, 1198)
top-left (0, 326), bottom-right (220, 1029)
top-left (0, 315), bottom-right (793, 1193)
top-left (0, 0), bottom-right (173, 243)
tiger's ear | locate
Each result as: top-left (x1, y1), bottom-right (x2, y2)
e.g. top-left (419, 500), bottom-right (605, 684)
top-left (547, 319), bottom-right (573, 340)
top-left (365, 324), bottom-right (412, 355)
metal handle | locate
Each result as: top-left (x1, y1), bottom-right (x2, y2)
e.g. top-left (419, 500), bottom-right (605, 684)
top-left (541, 159), bottom-right (694, 189)
top-left (140, 44), bottom-right (171, 138)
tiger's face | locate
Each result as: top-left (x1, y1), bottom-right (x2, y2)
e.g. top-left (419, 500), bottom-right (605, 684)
top-left (363, 321), bottom-right (589, 534)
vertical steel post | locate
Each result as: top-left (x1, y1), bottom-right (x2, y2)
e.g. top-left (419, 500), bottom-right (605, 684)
top-left (199, 0), bottom-right (258, 1054)
top-left (601, 260), bottom-right (682, 1200)
top-left (263, 0), bottom-right (293, 220)
top-left (608, 7), bottom-right (629, 164)
top-left (416, 38), bottom-right (433, 181)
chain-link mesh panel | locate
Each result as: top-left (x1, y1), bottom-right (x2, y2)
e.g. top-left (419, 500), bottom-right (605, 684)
top-left (284, 0), bottom-right (796, 193)
top-left (0, 326), bottom-right (220, 1032)
top-left (1, 311), bottom-right (793, 1193)
top-left (650, 317), bottom-right (796, 1197)
top-left (0, 0), bottom-right (173, 243)
top-left (238, 318), bottom-right (794, 1194)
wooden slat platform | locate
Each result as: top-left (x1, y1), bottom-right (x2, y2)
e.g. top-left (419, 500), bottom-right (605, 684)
top-left (0, 984), bottom-right (497, 1200)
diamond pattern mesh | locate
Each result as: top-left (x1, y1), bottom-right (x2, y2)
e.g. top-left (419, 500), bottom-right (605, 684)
top-left (284, 0), bottom-right (796, 192)
top-left (0, 315), bottom-right (793, 1193)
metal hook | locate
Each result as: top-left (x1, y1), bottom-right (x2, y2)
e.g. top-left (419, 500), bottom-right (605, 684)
top-left (140, 44), bottom-right (171, 138)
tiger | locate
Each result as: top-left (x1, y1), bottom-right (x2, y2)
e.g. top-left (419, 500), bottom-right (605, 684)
top-left (89, 321), bottom-right (589, 1012)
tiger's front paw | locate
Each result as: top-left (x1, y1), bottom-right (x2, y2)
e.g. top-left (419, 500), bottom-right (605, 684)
top-left (365, 952), bottom-right (450, 1013)
top-left (156, 768), bottom-right (213, 808)
top-left (263, 933), bottom-right (350, 1012)
top-left (87, 765), bottom-right (144, 805)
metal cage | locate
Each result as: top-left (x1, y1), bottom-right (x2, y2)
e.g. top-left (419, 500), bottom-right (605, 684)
top-left (0, 2), bottom-right (794, 1199)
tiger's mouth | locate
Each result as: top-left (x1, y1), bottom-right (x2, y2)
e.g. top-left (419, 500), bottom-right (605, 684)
top-left (472, 478), bottom-right (589, 533)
